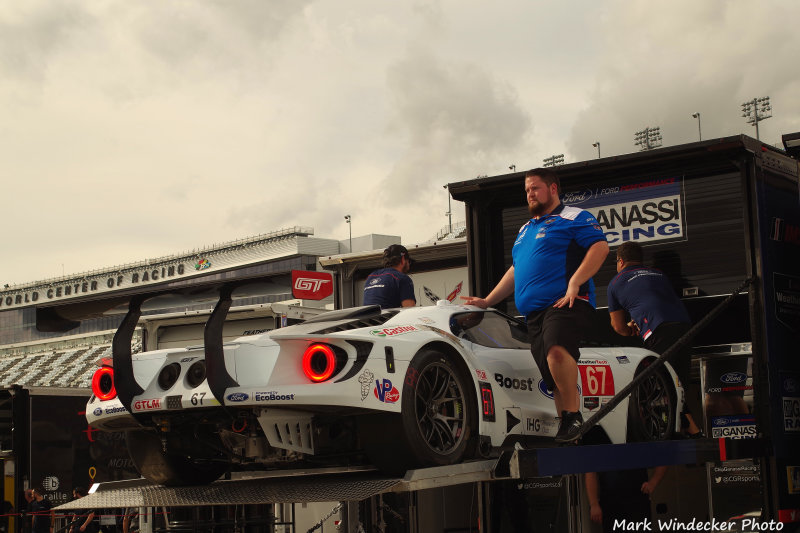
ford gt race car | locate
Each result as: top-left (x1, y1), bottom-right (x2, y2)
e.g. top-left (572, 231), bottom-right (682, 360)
top-left (87, 299), bottom-right (684, 486)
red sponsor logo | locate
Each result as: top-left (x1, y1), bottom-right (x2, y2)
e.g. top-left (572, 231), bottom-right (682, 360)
top-left (291, 270), bottom-right (333, 300)
top-left (446, 281), bottom-right (464, 302)
top-left (133, 399), bottom-right (162, 411)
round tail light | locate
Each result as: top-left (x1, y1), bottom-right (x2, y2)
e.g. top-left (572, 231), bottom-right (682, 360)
top-left (302, 344), bottom-right (338, 382)
top-left (157, 363), bottom-right (182, 390)
top-left (92, 366), bottom-right (116, 401)
top-left (186, 360), bottom-right (207, 388)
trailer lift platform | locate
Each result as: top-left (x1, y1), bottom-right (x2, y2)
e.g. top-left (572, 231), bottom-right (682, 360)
top-left (55, 436), bottom-right (760, 532)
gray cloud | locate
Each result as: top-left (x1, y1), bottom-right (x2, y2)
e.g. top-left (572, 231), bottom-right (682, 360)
top-left (382, 47), bottom-right (530, 203)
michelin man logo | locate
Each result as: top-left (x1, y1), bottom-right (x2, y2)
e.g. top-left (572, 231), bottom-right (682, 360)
top-left (358, 369), bottom-right (374, 401)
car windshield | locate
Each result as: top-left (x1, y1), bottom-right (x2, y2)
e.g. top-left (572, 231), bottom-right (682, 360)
top-left (449, 311), bottom-right (530, 349)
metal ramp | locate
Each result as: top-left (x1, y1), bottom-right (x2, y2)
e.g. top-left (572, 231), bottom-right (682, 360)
top-left (55, 438), bottom-right (755, 511)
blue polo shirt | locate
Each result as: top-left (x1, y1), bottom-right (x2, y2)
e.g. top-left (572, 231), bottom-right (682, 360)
top-left (363, 268), bottom-right (416, 309)
top-left (607, 265), bottom-right (690, 341)
top-left (512, 204), bottom-right (607, 315)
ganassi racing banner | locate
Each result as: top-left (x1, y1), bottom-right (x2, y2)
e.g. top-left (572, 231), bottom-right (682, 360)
top-left (562, 177), bottom-right (686, 246)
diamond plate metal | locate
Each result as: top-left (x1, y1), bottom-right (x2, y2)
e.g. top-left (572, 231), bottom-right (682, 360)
top-left (56, 474), bottom-right (401, 510)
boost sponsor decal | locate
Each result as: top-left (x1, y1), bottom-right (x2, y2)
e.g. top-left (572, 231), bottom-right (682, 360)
top-left (494, 373), bottom-right (535, 392)
top-left (133, 398), bottom-right (161, 411)
top-left (370, 325), bottom-right (418, 337)
top-left (374, 379), bottom-right (399, 403)
top-left (105, 406), bottom-right (127, 415)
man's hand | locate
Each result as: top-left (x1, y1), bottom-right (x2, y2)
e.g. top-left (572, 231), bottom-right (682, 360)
top-left (590, 503), bottom-right (602, 523)
top-left (460, 296), bottom-right (489, 309)
top-left (553, 280), bottom-right (581, 308)
top-left (627, 320), bottom-right (641, 336)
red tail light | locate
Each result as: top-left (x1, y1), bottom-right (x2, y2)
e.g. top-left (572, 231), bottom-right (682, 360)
top-left (302, 344), bottom-right (337, 382)
top-left (92, 366), bottom-right (117, 401)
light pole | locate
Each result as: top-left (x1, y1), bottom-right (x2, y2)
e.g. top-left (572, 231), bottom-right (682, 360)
top-left (592, 142), bottom-right (601, 158)
top-left (634, 126), bottom-right (663, 151)
top-left (741, 96), bottom-right (771, 141)
top-left (509, 165), bottom-right (516, 172)
top-left (692, 113), bottom-right (702, 141)
top-left (344, 215), bottom-right (352, 252)
top-left (442, 185), bottom-right (452, 234)
top-left (543, 154), bottom-right (564, 168)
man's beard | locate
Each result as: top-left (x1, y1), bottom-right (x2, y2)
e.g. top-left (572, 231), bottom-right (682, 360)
top-left (528, 200), bottom-right (551, 217)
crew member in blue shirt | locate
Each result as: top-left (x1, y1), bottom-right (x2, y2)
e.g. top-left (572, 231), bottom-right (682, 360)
top-left (607, 241), bottom-right (701, 436)
top-left (462, 168), bottom-right (609, 443)
top-left (363, 244), bottom-right (416, 309)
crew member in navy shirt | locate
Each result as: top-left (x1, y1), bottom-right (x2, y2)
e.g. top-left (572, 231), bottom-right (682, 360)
top-left (462, 168), bottom-right (609, 443)
top-left (363, 244), bottom-right (416, 309)
top-left (607, 241), bottom-right (701, 436)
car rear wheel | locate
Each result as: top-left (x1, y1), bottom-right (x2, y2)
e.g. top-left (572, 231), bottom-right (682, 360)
top-left (626, 359), bottom-right (676, 442)
top-left (362, 348), bottom-right (476, 474)
top-left (126, 429), bottom-right (229, 486)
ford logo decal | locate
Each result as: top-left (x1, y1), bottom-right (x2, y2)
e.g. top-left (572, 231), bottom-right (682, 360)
top-left (720, 372), bottom-right (746, 384)
top-left (226, 393), bottom-right (249, 402)
top-left (538, 379), bottom-right (554, 399)
top-left (93, 408), bottom-right (102, 416)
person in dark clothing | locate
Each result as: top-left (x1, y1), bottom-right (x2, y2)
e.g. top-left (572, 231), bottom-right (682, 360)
top-left (29, 488), bottom-right (53, 533)
top-left (362, 244), bottom-right (416, 309)
top-left (585, 466), bottom-right (667, 532)
top-left (607, 241), bottom-right (701, 436)
top-left (68, 488), bottom-right (97, 533)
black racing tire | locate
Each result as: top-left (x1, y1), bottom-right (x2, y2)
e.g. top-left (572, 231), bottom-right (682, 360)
top-left (125, 429), bottom-right (229, 486)
top-left (626, 359), bottom-right (677, 442)
top-left (362, 348), bottom-right (477, 474)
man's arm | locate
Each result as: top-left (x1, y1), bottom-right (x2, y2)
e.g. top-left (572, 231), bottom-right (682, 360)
top-left (554, 240), bottom-right (610, 308)
top-left (461, 266), bottom-right (515, 309)
top-left (79, 512), bottom-right (95, 532)
top-left (610, 310), bottom-right (634, 336)
top-left (401, 299), bottom-right (415, 307)
top-left (584, 472), bottom-right (603, 524)
top-left (641, 465), bottom-right (668, 495)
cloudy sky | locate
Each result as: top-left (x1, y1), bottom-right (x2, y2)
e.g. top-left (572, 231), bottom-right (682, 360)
top-left (2, 1), bottom-right (799, 286)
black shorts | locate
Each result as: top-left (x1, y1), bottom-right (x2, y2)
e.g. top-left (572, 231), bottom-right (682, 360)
top-left (644, 321), bottom-right (691, 386)
top-left (526, 300), bottom-right (594, 389)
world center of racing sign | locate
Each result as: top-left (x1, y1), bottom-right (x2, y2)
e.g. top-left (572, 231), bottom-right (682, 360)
top-left (562, 177), bottom-right (686, 247)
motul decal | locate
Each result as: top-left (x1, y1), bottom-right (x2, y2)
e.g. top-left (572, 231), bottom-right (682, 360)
top-left (291, 270), bottom-right (333, 300)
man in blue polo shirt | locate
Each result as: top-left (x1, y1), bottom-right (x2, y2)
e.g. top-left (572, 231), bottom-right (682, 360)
top-left (607, 241), bottom-right (700, 436)
top-left (462, 168), bottom-right (609, 443)
top-left (363, 244), bottom-right (416, 309)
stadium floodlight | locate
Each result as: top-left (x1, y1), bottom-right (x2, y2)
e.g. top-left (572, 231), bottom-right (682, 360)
top-left (543, 154), bottom-right (565, 168)
top-left (442, 184), bottom-right (452, 234)
top-left (509, 165), bottom-right (516, 172)
top-left (592, 142), bottom-right (601, 158)
top-left (344, 215), bottom-right (352, 252)
top-left (692, 113), bottom-right (702, 141)
top-left (633, 126), bottom-right (663, 151)
top-left (741, 96), bottom-right (772, 141)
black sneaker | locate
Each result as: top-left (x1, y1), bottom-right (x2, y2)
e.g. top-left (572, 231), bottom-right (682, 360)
top-left (554, 410), bottom-right (583, 444)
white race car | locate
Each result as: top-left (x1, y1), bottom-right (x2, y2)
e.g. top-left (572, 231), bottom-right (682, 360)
top-left (87, 299), bottom-right (683, 486)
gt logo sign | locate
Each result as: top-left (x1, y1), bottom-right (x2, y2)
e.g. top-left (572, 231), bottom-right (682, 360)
top-left (291, 270), bottom-right (333, 300)
top-left (578, 364), bottom-right (615, 396)
top-left (374, 379), bottom-right (399, 403)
